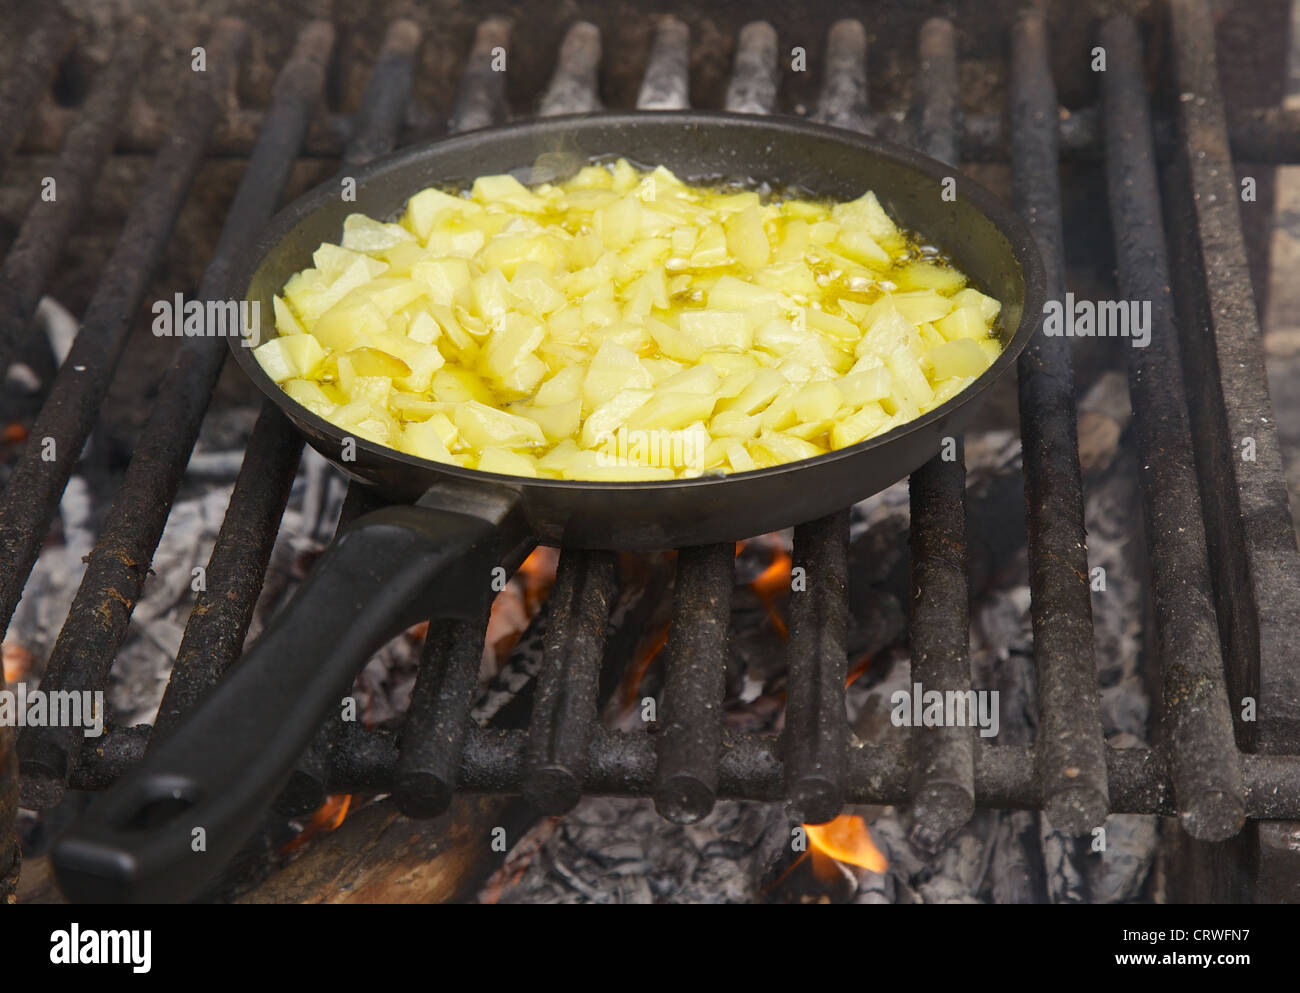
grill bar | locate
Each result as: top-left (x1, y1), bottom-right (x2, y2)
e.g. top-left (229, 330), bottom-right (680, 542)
top-left (0, 23), bottom-right (148, 373)
top-left (69, 726), bottom-right (1300, 822)
top-left (1099, 15), bottom-right (1244, 842)
top-left (539, 22), bottom-right (602, 118)
top-left (449, 18), bottom-right (511, 133)
top-left (0, 21), bottom-right (263, 646)
top-left (342, 20), bottom-right (422, 168)
top-left (636, 16), bottom-right (691, 111)
top-left (1168, 0), bottom-right (1300, 756)
top-left (725, 22), bottom-right (779, 116)
top-left (523, 550), bottom-right (618, 813)
top-left (14, 21), bottom-right (255, 807)
top-left (1008, 13), bottom-right (1110, 834)
top-left (0, 6), bottom-right (72, 175)
top-left (653, 543), bottom-right (734, 823)
top-left (813, 19), bottom-right (869, 132)
top-left (396, 615), bottom-right (491, 817)
top-left (111, 25), bottom-right (335, 742)
top-left (903, 17), bottom-right (976, 849)
top-left (781, 510), bottom-right (851, 824)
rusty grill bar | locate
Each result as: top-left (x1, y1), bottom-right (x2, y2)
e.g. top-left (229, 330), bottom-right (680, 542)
top-left (3, 0), bottom-right (1300, 900)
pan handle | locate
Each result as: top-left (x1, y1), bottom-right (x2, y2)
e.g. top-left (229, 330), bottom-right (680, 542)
top-left (51, 484), bottom-right (530, 903)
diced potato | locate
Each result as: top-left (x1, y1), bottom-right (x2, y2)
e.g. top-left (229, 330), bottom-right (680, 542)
top-left (583, 341), bottom-right (654, 409)
top-left (678, 310), bottom-right (751, 351)
top-left (893, 260), bottom-right (967, 294)
top-left (892, 290), bottom-right (954, 325)
top-left (341, 213), bottom-right (416, 253)
top-left (830, 401), bottom-right (891, 448)
top-left (952, 287), bottom-right (1002, 324)
top-left (454, 401), bottom-right (546, 450)
top-left (534, 365), bottom-right (586, 406)
top-left (723, 204), bottom-right (770, 269)
top-left (838, 366), bottom-right (893, 406)
top-left (935, 305), bottom-right (987, 341)
top-left (626, 392), bottom-right (717, 432)
top-left (929, 337), bottom-right (990, 380)
top-left (580, 389), bottom-right (653, 448)
top-left (793, 381), bottom-right (842, 422)
top-left (282, 378), bottom-right (336, 416)
top-left (268, 159), bottom-right (1001, 480)
top-left (253, 334), bottom-right (326, 383)
top-left (516, 398), bottom-right (581, 442)
top-left (274, 295), bottom-right (306, 335)
top-left (477, 447), bottom-right (539, 477)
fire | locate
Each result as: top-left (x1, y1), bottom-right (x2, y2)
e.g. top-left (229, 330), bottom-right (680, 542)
top-left (623, 623), bottom-right (670, 708)
top-left (805, 815), bottom-right (888, 873)
top-left (845, 652), bottom-right (873, 688)
top-left (285, 794), bottom-right (352, 853)
top-left (2, 641), bottom-right (33, 684)
top-left (747, 544), bottom-right (792, 639)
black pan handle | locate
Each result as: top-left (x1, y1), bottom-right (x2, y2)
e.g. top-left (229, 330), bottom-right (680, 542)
top-left (52, 482), bottom-right (530, 903)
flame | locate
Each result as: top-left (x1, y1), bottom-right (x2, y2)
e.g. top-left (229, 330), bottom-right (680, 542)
top-left (2, 641), bottom-right (33, 684)
top-left (805, 815), bottom-right (888, 873)
top-left (284, 794), bottom-right (352, 853)
top-left (845, 652), bottom-right (873, 688)
top-left (623, 623), bottom-right (670, 708)
top-left (750, 547), bottom-right (792, 638)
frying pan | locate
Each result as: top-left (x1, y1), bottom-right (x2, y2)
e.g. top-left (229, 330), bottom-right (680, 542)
top-left (53, 112), bottom-right (1044, 902)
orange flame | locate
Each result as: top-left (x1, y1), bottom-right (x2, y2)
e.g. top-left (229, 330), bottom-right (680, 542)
top-left (805, 815), bottom-right (888, 873)
top-left (845, 652), bottom-right (873, 688)
top-left (285, 794), bottom-right (352, 853)
top-left (2, 641), bottom-right (33, 684)
top-left (750, 547), bottom-right (792, 638)
top-left (623, 623), bottom-right (670, 708)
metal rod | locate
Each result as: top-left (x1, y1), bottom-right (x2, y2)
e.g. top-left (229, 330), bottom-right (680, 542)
top-left (449, 18), bottom-right (511, 133)
top-left (539, 22), bottom-right (602, 117)
top-left (522, 550), bottom-right (617, 813)
top-left (342, 19), bottom-right (421, 169)
top-left (146, 23), bottom-right (335, 743)
top-left (23, 98), bottom-right (1300, 165)
top-left (0, 5), bottom-right (72, 175)
top-left (813, 19), bottom-right (868, 131)
top-left (159, 18), bottom-right (406, 737)
top-left (653, 543), bottom-right (733, 823)
top-left (1167, 0), bottom-right (1300, 758)
top-left (0, 23), bottom-right (149, 373)
top-left (636, 16), bottom-right (690, 111)
top-left (1099, 14), bottom-right (1245, 842)
top-left (0, 21), bottom-right (269, 646)
top-left (396, 616), bottom-right (490, 817)
top-left (1008, 12), bottom-right (1110, 835)
top-left (781, 510), bottom-right (851, 824)
top-left (903, 17), bottom-right (976, 850)
top-left (724, 22), bottom-right (779, 115)
top-left (71, 727), bottom-right (1300, 821)
top-left (14, 20), bottom-right (255, 810)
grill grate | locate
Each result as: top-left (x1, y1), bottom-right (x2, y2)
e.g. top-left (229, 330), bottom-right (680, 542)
top-left (3, 1), bottom-right (1300, 901)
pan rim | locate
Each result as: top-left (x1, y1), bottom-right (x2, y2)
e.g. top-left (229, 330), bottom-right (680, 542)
top-left (227, 109), bottom-right (1045, 494)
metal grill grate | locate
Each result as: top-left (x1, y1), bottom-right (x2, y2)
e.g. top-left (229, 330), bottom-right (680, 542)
top-left (3, 0), bottom-right (1300, 900)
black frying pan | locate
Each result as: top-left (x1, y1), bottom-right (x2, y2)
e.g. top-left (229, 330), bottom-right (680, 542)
top-left (53, 112), bottom-right (1044, 902)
